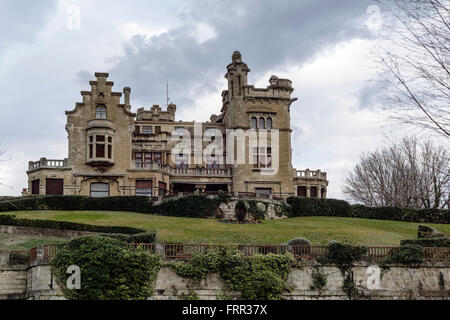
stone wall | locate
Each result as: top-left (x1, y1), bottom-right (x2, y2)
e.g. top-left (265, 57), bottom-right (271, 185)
top-left (0, 265), bottom-right (27, 300)
top-left (2, 261), bottom-right (447, 300)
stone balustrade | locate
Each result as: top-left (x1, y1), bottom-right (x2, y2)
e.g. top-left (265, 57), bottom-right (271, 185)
top-left (27, 158), bottom-right (69, 172)
top-left (296, 169), bottom-right (327, 180)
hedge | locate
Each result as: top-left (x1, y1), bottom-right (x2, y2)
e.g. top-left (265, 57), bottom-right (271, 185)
top-left (0, 195), bottom-right (154, 213)
top-left (150, 194), bottom-right (225, 218)
top-left (286, 197), bottom-right (449, 224)
top-left (351, 204), bottom-right (449, 224)
top-left (101, 231), bottom-right (157, 243)
top-left (400, 238), bottom-right (450, 247)
top-left (286, 197), bottom-right (352, 217)
top-left (0, 214), bottom-right (144, 234)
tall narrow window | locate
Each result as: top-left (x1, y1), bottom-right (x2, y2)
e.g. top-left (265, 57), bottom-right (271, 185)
top-left (259, 117), bottom-right (265, 129)
top-left (266, 117), bottom-right (272, 129)
top-left (250, 117), bottom-right (257, 129)
top-left (238, 75), bottom-right (241, 95)
top-left (154, 152), bottom-right (162, 165)
top-left (96, 105), bottom-right (107, 119)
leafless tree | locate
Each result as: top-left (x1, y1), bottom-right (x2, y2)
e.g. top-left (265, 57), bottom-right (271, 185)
top-left (375, 0), bottom-right (450, 137)
top-left (343, 136), bottom-right (450, 209)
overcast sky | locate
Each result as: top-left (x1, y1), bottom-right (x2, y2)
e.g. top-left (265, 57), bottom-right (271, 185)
top-left (0, 0), bottom-right (407, 199)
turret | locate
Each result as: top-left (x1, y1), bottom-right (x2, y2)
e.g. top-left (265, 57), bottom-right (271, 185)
top-left (224, 51), bottom-right (250, 99)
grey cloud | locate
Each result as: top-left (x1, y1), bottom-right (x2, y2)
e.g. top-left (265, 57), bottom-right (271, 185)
top-left (0, 0), bottom-right (57, 52)
top-left (357, 79), bottom-right (389, 109)
top-left (111, 0), bottom-right (376, 113)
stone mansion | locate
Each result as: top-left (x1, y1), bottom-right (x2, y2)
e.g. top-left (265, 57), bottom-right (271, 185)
top-left (25, 51), bottom-right (328, 199)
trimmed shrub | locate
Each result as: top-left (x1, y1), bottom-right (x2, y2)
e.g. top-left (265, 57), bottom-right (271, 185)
top-left (287, 237), bottom-right (312, 246)
top-left (0, 214), bottom-right (144, 234)
top-left (400, 238), bottom-right (450, 247)
top-left (234, 200), bottom-right (247, 222)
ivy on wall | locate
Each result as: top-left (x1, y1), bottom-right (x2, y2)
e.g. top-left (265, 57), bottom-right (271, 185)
top-left (51, 236), bottom-right (162, 300)
top-left (167, 247), bottom-right (296, 300)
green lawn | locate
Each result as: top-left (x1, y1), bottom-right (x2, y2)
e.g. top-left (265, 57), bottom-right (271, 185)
top-left (1, 210), bottom-right (449, 247)
top-left (0, 233), bottom-right (69, 251)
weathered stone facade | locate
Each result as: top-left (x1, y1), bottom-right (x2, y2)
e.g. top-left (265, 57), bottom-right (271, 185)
top-left (25, 52), bottom-right (328, 198)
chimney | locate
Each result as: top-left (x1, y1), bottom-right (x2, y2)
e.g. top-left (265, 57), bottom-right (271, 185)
top-left (123, 87), bottom-right (131, 108)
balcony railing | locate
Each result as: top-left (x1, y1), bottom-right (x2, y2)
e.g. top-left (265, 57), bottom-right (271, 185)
top-left (295, 169), bottom-right (327, 180)
top-left (171, 167), bottom-right (231, 176)
top-left (129, 161), bottom-right (231, 177)
top-left (28, 157), bottom-right (70, 171)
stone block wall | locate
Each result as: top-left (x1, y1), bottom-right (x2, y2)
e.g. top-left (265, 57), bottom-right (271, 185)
top-left (0, 260), bottom-right (448, 300)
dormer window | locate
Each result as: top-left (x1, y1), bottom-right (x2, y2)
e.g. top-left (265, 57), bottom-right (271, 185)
top-left (96, 105), bottom-right (107, 119)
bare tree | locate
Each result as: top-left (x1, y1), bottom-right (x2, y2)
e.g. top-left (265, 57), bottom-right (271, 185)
top-left (375, 0), bottom-right (450, 137)
top-left (344, 136), bottom-right (450, 209)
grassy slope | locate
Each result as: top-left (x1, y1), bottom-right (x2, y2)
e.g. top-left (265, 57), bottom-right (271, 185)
top-left (1, 210), bottom-right (449, 246)
top-left (0, 233), bottom-right (69, 251)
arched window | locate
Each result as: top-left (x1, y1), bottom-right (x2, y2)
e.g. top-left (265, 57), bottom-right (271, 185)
top-left (250, 117), bottom-right (257, 129)
top-left (266, 117), bottom-right (272, 129)
top-left (259, 117), bottom-right (265, 129)
top-left (96, 105), bottom-right (107, 119)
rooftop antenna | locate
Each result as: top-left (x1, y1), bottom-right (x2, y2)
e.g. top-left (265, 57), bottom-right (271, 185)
top-left (165, 81), bottom-right (170, 107)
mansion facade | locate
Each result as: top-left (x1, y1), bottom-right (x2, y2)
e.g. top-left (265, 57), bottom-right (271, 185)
top-left (25, 52), bottom-right (328, 199)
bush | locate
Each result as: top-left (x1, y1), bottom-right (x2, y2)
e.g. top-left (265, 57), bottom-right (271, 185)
top-left (400, 238), bottom-right (450, 247)
top-left (0, 195), bottom-right (154, 213)
top-left (382, 245), bottom-right (425, 265)
top-left (0, 214), bottom-right (144, 234)
top-left (8, 252), bottom-right (29, 265)
top-left (51, 236), bottom-right (162, 300)
top-left (234, 200), bottom-right (247, 222)
top-left (318, 242), bottom-right (367, 274)
top-left (247, 201), bottom-right (266, 220)
top-left (287, 237), bottom-right (312, 246)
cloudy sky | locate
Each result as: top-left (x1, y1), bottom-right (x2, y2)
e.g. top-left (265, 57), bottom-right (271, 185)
top-left (0, 0), bottom-right (405, 199)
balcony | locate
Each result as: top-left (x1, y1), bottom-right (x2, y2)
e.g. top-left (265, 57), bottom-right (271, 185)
top-left (129, 161), bottom-right (171, 173)
top-left (171, 167), bottom-right (231, 177)
top-left (28, 158), bottom-right (70, 172)
top-left (295, 169), bottom-right (327, 181)
top-left (128, 161), bottom-right (231, 177)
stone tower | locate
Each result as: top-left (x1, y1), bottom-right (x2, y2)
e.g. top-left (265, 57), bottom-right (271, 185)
top-left (222, 51), bottom-right (297, 196)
